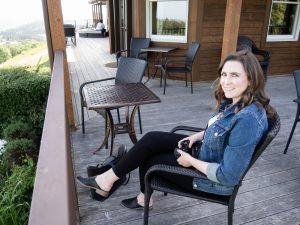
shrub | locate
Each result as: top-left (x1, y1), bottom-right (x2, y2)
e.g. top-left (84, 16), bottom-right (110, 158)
top-left (0, 159), bottom-right (35, 225)
top-left (1, 139), bottom-right (37, 173)
top-left (0, 66), bottom-right (50, 135)
top-left (0, 46), bottom-right (11, 64)
top-left (3, 121), bottom-right (36, 141)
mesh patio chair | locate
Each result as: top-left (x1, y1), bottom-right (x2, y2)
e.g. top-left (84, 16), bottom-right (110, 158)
top-left (79, 57), bottom-right (147, 149)
top-left (116, 37), bottom-right (151, 75)
top-left (158, 42), bottom-right (200, 94)
top-left (143, 110), bottom-right (280, 225)
top-left (284, 70), bottom-right (300, 154)
top-left (64, 24), bottom-right (76, 46)
top-left (237, 36), bottom-right (270, 81)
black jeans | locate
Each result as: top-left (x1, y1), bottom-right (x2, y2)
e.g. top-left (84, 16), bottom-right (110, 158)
top-left (113, 131), bottom-right (197, 194)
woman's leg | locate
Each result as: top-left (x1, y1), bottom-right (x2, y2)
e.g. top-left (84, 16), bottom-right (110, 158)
top-left (113, 131), bottom-right (186, 178)
top-left (97, 131), bottom-right (186, 192)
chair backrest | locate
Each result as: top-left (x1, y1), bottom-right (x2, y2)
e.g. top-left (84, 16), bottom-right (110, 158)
top-left (129, 37), bottom-right (151, 60)
top-left (237, 36), bottom-right (270, 60)
top-left (237, 36), bottom-right (256, 52)
top-left (64, 24), bottom-right (75, 37)
top-left (186, 42), bottom-right (200, 69)
top-left (115, 56), bottom-right (147, 84)
top-left (293, 70), bottom-right (300, 99)
top-left (233, 110), bottom-right (280, 194)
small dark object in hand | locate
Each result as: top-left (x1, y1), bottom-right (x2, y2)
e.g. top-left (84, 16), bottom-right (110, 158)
top-left (174, 140), bottom-right (190, 159)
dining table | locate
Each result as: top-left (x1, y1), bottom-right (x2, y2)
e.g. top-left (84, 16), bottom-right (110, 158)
top-left (83, 82), bottom-right (161, 155)
top-left (141, 46), bottom-right (177, 82)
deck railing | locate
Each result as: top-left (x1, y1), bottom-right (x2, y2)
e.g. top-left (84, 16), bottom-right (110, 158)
top-left (28, 50), bottom-right (78, 225)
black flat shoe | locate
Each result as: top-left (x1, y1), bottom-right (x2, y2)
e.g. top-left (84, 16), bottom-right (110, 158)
top-left (76, 176), bottom-right (109, 197)
top-left (121, 197), bottom-right (153, 210)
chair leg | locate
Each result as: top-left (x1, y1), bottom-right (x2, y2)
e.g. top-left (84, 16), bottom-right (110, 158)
top-left (117, 108), bottom-right (121, 123)
top-left (105, 112), bottom-right (108, 149)
top-left (163, 71), bottom-right (167, 95)
top-left (160, 67), bottom-right (164, 87)
top-left (185, 72), bottom-right (188, 87)
top-left (143, 185), bottom-right (152, 225)
top-left (190, 72), bottom-right (193, 94)
top-left (81, 104), bottom-right (85, 133)
top-left (228, 204), bottom-right (234, 225)
top-left (284, 104), bottom-right (300, 154)
top-left (138, 106), bottom-right (143, 134)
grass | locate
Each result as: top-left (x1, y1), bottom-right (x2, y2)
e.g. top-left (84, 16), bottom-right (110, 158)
top-left (0, 42), bottom-right (48, 69)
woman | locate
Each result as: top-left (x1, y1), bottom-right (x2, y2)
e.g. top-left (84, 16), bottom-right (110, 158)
top-left (77, 50), bottom-right (274, 209)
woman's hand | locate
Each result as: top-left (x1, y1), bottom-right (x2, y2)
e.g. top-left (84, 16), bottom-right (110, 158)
top-left (176, 150), bottom-right (193, 167)
top-left (178, 131), bottom-right (204, 148)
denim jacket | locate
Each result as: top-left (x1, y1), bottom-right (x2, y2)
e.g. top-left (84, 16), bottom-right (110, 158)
top-left (193, 101), bottom-right (268, 195)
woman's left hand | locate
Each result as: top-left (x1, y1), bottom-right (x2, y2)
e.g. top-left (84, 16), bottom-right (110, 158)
top-left (176, 150), bottom-right (193, 167)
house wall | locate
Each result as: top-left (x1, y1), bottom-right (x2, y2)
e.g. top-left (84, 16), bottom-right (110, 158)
top-left (132, 0), bottom-right (300, 81)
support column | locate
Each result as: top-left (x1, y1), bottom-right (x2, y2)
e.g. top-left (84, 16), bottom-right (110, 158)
top-left (221, 0), bottom-right (243, 61)
top-left (46, 0), bottom-right (75, 129)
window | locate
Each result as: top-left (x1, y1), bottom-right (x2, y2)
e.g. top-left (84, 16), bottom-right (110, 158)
top-left (267, 0), bottom-right (300, 42)
top-left (146, 0), bottom-right (189, 43)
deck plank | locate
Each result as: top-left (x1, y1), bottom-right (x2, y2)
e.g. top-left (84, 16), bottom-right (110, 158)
top-left (68, 36), bottom-right (300, 225)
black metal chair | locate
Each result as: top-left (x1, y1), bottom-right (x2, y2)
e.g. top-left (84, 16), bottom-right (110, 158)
top-left (116, 37), bottom-right (151, 74)
top-left (284, 70), bottom-right (300, 154)
top-left (158, 42), bottom-right (200, 94)
top-left (79, 57), bottom-right (147, 147)
top-left (64, 24), bottom-right (76, 46)
top-left (143, 110), bottom-right (280, 225)
top-left (237, 36), bottom-right (270, 81)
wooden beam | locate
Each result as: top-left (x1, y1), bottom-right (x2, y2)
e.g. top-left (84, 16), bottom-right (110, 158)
top-left (221, 0), bottom-right (243, 61)
top-left (46, 0), bottom-right (75, 129)
top-left (132, 0), bottom-right (145, 37)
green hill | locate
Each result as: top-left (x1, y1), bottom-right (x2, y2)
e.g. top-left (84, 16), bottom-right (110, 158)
top-left (0, 21), bottom-right (46, 42)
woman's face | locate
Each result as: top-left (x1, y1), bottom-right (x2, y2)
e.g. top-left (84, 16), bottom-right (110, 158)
top-left (220, 60), bottom-right (250, 104)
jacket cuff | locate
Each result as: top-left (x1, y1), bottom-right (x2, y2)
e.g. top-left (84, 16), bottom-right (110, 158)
top-left (206, 163), bottom-right (220, 183)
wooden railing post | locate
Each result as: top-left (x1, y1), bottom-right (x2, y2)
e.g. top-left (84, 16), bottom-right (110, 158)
top-left (28, 51), bottom-right (78, 225)
top-left (221, 0), bottom-right (243, 62)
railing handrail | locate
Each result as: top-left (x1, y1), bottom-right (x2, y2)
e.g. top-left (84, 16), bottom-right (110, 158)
top-left (29, 50), bottom-right (78, 225)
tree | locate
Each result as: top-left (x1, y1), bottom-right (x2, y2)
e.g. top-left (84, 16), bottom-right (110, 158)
top-left (0, 46), bottom-right (11, 64)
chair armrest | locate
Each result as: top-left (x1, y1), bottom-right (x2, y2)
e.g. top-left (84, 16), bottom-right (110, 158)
top-left (253, 48), bottom-right (271, 62)
top-left (145, 164), bottom-right (207, 181)
top-left (165, 59), bottom-right (187, 67)
top-left (116, 49), bottom-right (129, 59)
top-left (170, 125), bottom-right (205, 133)
top-left (79, 77), bottom-right (115, 103)
top-left (137, 51), bottom-right (148, 57)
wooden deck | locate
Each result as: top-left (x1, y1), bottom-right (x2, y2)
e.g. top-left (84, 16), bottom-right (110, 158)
top-left (68, 36), bottom-right (300, 225)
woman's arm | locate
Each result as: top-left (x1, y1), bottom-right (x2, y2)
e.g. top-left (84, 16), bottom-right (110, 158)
top-left (177, 151), bottom-right (209, 175)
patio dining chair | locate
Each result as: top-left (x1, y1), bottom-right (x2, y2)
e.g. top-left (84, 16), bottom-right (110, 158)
top-left (237, 36), bottom-right (270, 81)
top-left (158, 42), bottom-right (200, 94)
top-left (283, 70), bottom-right (300, 154)
top-left (79, 57), bottom-right (147, 144)
top-left (116, 37), bottom-right (151, 75)
top-left (64, 24), bottom-right (76, 46)
top-left (143, 110), bottom-right (280, 225)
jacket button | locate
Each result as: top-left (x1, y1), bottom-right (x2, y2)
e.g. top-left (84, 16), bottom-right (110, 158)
top-left (193, 184), bottom-right (197, 188)
top-left (214, 132), bottom-right (218, 136)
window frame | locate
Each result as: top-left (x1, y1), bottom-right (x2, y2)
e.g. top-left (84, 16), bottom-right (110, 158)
top-left (267, 0), bottom-right (300, 42)
top-left (146, 0), bottom-right (189, 43)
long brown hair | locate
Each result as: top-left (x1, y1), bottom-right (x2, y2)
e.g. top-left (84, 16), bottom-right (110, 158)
top-left (214, 50), bottom-right (274, 117)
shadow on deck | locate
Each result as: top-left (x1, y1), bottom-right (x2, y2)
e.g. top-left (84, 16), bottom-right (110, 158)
top-left (68, 36), bottom-right (300, 225)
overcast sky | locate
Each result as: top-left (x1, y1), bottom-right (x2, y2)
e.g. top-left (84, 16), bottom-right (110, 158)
top-left (0, 0), bottom-right (92, 30)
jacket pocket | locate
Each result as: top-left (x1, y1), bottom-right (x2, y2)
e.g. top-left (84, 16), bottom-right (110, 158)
top-left (207, 123), bottom-right (228, 151)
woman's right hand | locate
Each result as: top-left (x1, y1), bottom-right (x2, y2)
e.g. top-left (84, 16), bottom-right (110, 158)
top-left (178, 131), bottom-right (204, 148)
